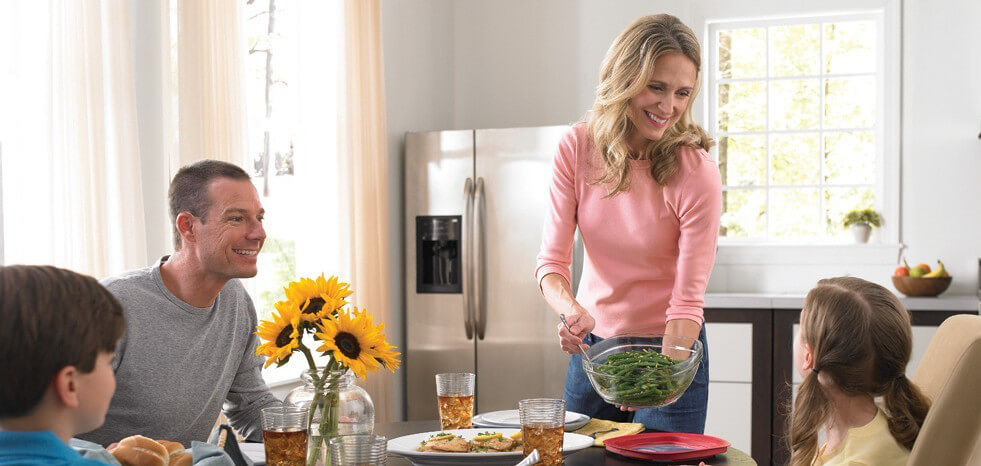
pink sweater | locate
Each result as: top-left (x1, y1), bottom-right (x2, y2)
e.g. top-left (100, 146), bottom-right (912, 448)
top-left (535, 123), bottom-right (722, 337)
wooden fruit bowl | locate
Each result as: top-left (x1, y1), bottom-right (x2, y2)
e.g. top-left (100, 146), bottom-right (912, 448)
top-left (891, 276), bottom-right (952, 297)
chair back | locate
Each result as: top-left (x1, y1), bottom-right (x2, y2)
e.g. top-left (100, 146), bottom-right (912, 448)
top-left (909, 314), bottom-right (981, 465)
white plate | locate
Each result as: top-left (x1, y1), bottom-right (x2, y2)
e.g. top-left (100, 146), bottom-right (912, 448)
top-left (480, 410), bottom-right (587, 425)
top-left (474, 410), bottom-right (590, 431)
top-left (387, 428), bottom-right (593, 465)
top-left (239, 443), bottom-right (265, 464)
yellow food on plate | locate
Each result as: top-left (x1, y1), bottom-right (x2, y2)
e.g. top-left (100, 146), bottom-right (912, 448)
top-left (416, 431), bottom-right (524, 453)
top-left (470, 431), bottom-right (517, 452)
top-left (418, 433), bottom-right (469, 452)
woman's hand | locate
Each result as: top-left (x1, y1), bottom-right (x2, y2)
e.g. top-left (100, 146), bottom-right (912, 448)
top-left (557, 308), bottom-right (595, 355)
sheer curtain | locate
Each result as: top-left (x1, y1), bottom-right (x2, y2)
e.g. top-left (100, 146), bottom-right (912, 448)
top-left (338, 0), bottom-right (396, 423)
top-left (0, 0), bottom-right (147, 278)
top-left (175, 0), bottom-right (248, 169)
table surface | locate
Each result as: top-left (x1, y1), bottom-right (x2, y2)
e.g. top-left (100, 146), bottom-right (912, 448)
top-left (376, 420), bottom-right (757, 466)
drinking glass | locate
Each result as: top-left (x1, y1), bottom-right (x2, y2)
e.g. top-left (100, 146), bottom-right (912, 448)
top-left (518, 398), bottom-right (565, 466)
top-left (328, 434), bottom-right (387, 465)
top-left (435, 373), bottom-right (475, 429)
top-left (262, 406), bottom-right (309, 466)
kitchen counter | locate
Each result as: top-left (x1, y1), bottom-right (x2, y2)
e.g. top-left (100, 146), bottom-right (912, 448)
top-left (705, 292), bottom-right (979, 312)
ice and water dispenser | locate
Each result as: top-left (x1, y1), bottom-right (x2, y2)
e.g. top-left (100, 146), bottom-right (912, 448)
top-left (416, 216), bottom-right (462, 293)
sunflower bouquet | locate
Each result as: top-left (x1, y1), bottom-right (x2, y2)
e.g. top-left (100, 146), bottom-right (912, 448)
top-left (255, 274), bottom-right (400, 465)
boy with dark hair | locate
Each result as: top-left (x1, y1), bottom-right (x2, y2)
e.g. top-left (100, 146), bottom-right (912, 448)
top-left (0, 265), bottom-right (125, 465)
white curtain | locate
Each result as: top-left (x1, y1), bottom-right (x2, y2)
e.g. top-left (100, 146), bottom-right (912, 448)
top-left (339, 0), bottom-right (396, 423)
top-left (0, 0), bottom-right (147, 278)
top-left (175, 0), bottom-right (248, 169)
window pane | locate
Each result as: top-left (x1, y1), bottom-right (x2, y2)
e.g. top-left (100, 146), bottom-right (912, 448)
top-left (771, 134), bottom-right (819, 185)
top-left (824, 76), bottom-right (875, 128)
top-left (718, 81), bottom-right (766, 132)
top-left (771, 188), bottom-right (821, 237)
top-left (770, 24), bottom-right (820, 77)
top-left (254, 237), bottom-right (297, 319)
top-left (824, 187), bottom-right (875, 235)
top-left (718, 27), bottom-right (766, 79)
top-left (719, 135), bottom-right (766, 186)
top-left (824, 21), bottom-right (875, 75)
top-left (721, 189), bottom-right (766, 237)
top-left (769, 79), bottom-right (820, 130)
top-left (824, 131), bottom-right (875, 184)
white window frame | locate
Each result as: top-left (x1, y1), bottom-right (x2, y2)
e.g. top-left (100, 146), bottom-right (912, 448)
top-left (696, 1), bottom-right (901, 265)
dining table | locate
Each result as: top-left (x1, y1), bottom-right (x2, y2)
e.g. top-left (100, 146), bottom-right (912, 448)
top-left (376, 420), bottom-right (757, 466)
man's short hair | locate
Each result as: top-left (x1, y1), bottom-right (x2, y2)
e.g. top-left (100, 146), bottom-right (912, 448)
top-left (0, 265), bottom-right (125, 418)
top-left (168, 160), bottom-right (251, 249)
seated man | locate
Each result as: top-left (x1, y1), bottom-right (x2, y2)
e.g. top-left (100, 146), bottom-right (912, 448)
top-left (0, 265), bottom-right (124, 465)
top-left (79, 160), bottom-right (281, 446)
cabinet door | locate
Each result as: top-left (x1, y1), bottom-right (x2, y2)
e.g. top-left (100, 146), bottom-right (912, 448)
top-left (705, 322), bottom-right (753, 383)
top-left (705, 382), bottom-right (753, 455)
top-left (704, 323), bottom-right (754, 455)
top-left (908, 325), bottom-right (939, 376)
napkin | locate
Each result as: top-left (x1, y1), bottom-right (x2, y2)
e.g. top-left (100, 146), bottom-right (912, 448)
top-left (571, 419), bottom-right (644, 447)
top-left (70, 425), bottom-right (248, 466)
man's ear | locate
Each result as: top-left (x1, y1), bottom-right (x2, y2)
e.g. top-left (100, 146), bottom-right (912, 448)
top-left (51, 366), bottom-right (80, 409)
top-left (175, 211), bottom-right (196, 245)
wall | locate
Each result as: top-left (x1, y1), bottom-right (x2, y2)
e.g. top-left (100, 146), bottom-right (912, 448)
top-left (901, 0), bottom-right (981, 295)
top-left (381, 0), bottom-right (981, 297)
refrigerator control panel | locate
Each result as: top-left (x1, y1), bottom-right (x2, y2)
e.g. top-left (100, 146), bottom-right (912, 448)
top-left (416, 216), bottom-right (462, 294)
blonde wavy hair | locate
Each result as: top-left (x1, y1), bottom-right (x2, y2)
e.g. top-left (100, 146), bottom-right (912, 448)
top-left (587, 14), bottom-right (713, 197)
top-left (789, 277), bottom-right (930, 466)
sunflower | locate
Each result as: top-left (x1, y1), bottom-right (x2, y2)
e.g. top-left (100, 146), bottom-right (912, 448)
top-left (351, 310), bottom-right (401, 373)
top-left (284, 274), bottom-right (353, 323)
top-left (314, 307), bottom-right (398, 379)
top-left (255, 300), bottom-right (302, 368)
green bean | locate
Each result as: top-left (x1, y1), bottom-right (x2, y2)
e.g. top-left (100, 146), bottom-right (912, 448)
top-left (591, 349), bottom-right (683, 405)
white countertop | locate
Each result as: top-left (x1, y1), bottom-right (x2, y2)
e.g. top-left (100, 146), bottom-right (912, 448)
top-left (705, 293), bottom-right (980, 312)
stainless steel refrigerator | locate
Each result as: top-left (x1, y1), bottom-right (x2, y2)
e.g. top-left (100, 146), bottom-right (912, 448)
top-left (404, 126), bottom-right (578, 420)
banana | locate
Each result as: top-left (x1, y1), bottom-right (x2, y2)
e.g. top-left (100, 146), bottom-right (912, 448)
top-left (923, 260), bottom-right (949, 278)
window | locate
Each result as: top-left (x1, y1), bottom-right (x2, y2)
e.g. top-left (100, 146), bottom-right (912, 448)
top-left (708, 14), bottom-right (891, 243)
top-left (240, 0), bottom-right (342, 384)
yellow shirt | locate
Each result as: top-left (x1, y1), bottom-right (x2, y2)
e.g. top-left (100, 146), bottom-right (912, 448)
top-left (815, 409), bottom-right (910, 466)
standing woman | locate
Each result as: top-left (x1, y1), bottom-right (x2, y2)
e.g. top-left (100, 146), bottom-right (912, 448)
top-left (535, 14), bottom-right (721, 433)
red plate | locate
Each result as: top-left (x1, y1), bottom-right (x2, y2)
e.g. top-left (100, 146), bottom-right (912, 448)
top-left (604, 433), bottom-right (730, 461)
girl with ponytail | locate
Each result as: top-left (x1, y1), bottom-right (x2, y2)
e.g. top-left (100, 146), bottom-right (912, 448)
top-left (789, 277), bottom-right (930, 465)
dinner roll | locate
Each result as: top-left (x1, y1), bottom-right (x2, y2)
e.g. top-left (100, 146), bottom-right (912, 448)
top-left (109, 435), bottom-right (170, 466)
top-left (168, 452), bottom-right (192, 466)
top-left (156, 440), bottom-right (190, 466)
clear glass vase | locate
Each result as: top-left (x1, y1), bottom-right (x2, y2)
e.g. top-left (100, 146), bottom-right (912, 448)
top-left (284, 368), bottom-right (375, 466)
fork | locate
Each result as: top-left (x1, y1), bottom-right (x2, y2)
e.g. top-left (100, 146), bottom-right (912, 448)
top-left (588, 427), bottom-right (618, 438)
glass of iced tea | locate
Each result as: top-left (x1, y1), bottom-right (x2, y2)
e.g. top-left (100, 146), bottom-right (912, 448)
top-left (435, 372), bottom-right (475, 430)
top-left (518, 398), bottom-right (565, 466)
top-left (262, 406), bottom-right (309, 466)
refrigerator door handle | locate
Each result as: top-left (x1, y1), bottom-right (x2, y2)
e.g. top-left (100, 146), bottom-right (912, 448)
top-left (462, 177), bottom-right (475, 340)
top-left (474, 177), bottom-right (487, 340)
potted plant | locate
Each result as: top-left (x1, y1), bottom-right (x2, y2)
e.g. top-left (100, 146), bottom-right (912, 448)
top-left (842, 209), bottom-right (882, 243)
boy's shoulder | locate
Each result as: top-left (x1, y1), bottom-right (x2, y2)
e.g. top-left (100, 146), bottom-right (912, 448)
top-left (0, 431), bottom-right (112, 465)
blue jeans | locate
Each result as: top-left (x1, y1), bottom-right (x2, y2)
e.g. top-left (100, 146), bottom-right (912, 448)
top-left (563, 327), bottom-right (709, 433)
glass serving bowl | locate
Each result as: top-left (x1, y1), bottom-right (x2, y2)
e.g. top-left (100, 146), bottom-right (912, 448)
top-left (581, 334), bottom-right (703, 409)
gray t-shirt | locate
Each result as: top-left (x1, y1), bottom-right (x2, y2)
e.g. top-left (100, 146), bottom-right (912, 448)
top-left (78, 257), bottom-right (281, 446)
